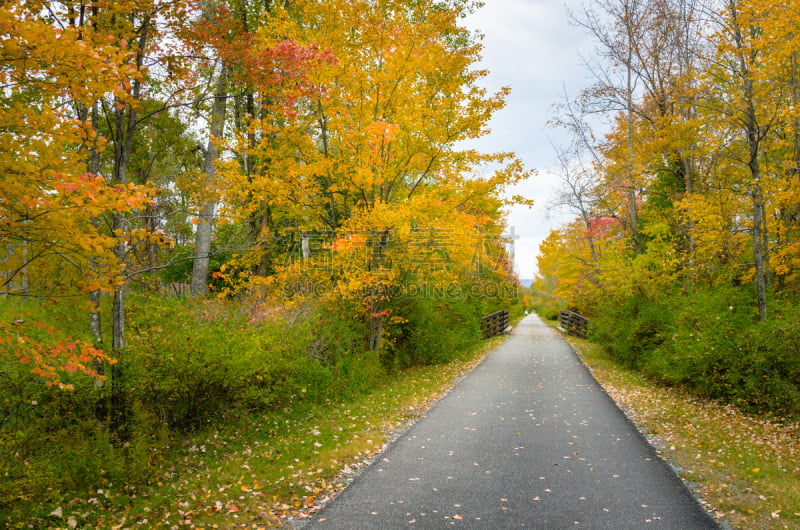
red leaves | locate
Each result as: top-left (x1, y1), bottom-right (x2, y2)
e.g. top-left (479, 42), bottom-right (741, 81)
top-left (233, 38), bottom-right (334, 119)
top-left (2, 319), bottom-right (113, 390)
top-left (185, 3), bottom-right (334, 118)
top-left (586, 216), bottom-right (619, 240)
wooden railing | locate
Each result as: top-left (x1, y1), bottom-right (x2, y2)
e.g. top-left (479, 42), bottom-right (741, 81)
top-left (560, 310), bottom-right (589, 339)
top-left (481, 309), bottom-right (509, 339)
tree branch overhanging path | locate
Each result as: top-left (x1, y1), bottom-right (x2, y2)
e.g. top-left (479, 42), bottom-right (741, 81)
top-left (304, 316), bottom-right (719, 529)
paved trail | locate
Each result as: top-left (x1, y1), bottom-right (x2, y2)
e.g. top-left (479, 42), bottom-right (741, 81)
top-left (305, 315), bottom-right (718, 529)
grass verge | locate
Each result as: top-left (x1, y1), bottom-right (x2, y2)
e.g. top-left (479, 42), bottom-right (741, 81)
top-left (552, 321), bottom-right (800, 530)
top-left (10, 335), bottom-right (506, 529)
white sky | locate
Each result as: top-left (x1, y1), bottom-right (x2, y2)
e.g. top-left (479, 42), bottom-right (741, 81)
top-left (462, 0), bottom-right (598, 279)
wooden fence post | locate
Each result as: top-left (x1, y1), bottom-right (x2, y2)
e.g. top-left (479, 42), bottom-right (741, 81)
top-left (559, 310), bottom-right (589, 339)
top-left (480, 309), bottom-right (509, 339)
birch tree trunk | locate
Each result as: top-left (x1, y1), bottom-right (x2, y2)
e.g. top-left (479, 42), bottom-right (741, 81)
top-left (191, 63), bottom-right (232, 296)
top-left (729, 0), bottom-right (769, 321)
top-left (626, 39), bottom-right (641, 254)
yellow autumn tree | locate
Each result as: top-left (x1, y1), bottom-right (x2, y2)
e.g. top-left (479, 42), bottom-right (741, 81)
top-left (214, 0), bottom-right (531, 351)
top-left (746, 0), bottom-right (800, 291)
top-left (0, 1), bottom-right (162, 386)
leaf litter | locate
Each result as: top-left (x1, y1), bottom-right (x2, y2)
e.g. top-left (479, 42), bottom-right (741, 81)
top-left (22, 336), bottom-right (503, 529)
top-left (568, 336), bottom-right (800, 530)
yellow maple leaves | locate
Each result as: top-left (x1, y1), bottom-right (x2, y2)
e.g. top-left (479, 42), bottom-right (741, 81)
top-left (0, 1), bottom-right (165, 384)
top-left (543, 0), bottom-right (800, 314)
top-left (205, 0), bottom-right (529, 351)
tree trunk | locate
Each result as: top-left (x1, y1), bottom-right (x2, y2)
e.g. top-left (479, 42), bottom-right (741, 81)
top-left (104, 19), bottom-right (149, 433)
top-left (751, 182), bottom-right (768, 321)
top-left (626, 40), bottom-right (641, 254)
top-left (111, 109), bottom-right (134, 349)
top-left (83, 100), bottom-right (104, 349)
top-left (729, 0), bottom-right (769, 321)
top-left (71, 1), bottom-right (105, 390)
top-left (85, 101), bottom-right (106, 387)
top-left (366, 230), bottom-right (390, 352)
top-left (191, 63), bottom-right (231, 296)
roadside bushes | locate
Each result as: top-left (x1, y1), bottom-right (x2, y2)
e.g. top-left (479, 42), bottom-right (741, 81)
top-left (589, 287), bottom-right (800, 418)
top-left (535, 304), bottom-right (561, 321)
top-left (734, 318), bottom-right (800, 413)
top-left (386, 294), bottom-right (482, 368)
top-left (0, 285), bottom-right (518, 516)
top-left (645, 292), bottom-right (800, 416)
top-left (0, 294), bottom-right (368, 511)
top-left (589, 294), bottom-right (676, 369)
top-left (126, 297), bottom-right (332, 427)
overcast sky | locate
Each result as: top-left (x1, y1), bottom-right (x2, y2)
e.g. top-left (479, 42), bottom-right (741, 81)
top-left (462, 0), bottom-right (598, 279)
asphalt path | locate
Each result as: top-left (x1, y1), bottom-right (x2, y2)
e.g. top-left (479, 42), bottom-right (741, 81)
top-left (304, 315), bottom-right (719, 529)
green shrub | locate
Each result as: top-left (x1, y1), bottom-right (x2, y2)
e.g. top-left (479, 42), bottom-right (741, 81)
top-left (638, 287), bottom-right (754, 393)
top-left (728, 316), bottom-right (800, 415)
top-left (303, 303), bottom-right (383, 399)
top-left (126, 296), bottom-right (337, 427)
top-left (589, 294), bottom-right (675, 368)
top-left (0, 292), bottom-right (385, 520)
top-left (387, 294), bottom-right (482, 368)
top-left (508, 301), bottom-right (527, 322)
top-left (0, 284), bottom-right (517, 521)
top-left (0, 376), bottom-right (164, 519)
top-left (592, 287), bottom-right (800, 418)
top-left (535, 304), bottom-right (560, 321)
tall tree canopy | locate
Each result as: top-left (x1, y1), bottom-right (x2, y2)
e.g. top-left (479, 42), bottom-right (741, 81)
top-left (539, 0), bottom-right (800, 320)
top-left (1, 0), bottom-right (530, 383)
